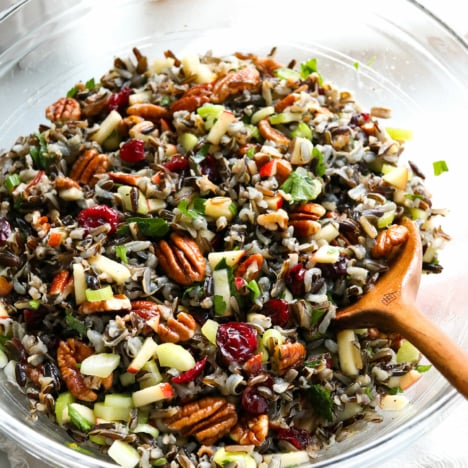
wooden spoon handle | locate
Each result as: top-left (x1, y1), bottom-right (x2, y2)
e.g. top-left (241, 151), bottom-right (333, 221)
top-left (392, 302), bottom-right (468, 398)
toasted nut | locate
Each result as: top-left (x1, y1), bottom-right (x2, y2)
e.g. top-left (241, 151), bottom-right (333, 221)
top-left (165, 397), bottom-right (238, 445)
top-left (126, 103), bottom-right (170, 123)
top-left (257, 209), bottom-right (289, 231)
top-left (107, 172), bottom-right (142, 187)
top-left (274, 94), bottom-right (296, 113)
top-left (289, 219), bottom-right (322, 237)
top-left (290, 203), bottom-right (326, 221)
top-left (171, 82), bottom-right (213, 113)
top-left (49, 270), bottom-right (73, 296)
top-left (78, 294), bottom-right (132, 315)
top-left (258, 119), bottom-right (291, 146)
top-left (69, 149), bottom-right (110, 187)
top-left (230, 414), bottom-right (269, 446)
top-left (211, 67), bottom-right (261, 103)
top-left (155, 232), bottom-right (206, 286)
top-left (57, 339), bottom-right (101, 402)
top-left (157, 312), bottom-right (197, 343)
top-left (371, 224), bottom-right (409, 258)
top-left (46, 97), bottom-right (81, 122)
top-left (272, 341), bottom-right (306, 375)
top-left (0, 277), bottom-right (13, 296)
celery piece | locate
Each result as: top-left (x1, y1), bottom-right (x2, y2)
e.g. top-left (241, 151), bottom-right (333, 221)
top-left (85, 285), bottom-right (114, 302)
top-left (94, 402), bottom-right (130, 422)
top-left (291, 121), bottom-right (313, 140)
top-left (55, 392), bottom-right (75, 426)
top-left (4, 174), bottom-right (21, 193)
top-left (68, 403), bottom-right (95, 432)
top-left (269, 112), bottom-right (302, 125)
top-left (386, 127), bottom-right (413, 141)
top-left (108, 440), bottom-right (140, 468)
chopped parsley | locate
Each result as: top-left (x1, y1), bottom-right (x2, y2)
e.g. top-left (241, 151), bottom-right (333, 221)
top-left (309, 384), bottom-right (334, 421)
top-left (115, 245), bottom-right (128, 264)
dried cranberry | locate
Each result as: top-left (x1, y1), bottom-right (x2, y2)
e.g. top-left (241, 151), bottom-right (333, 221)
top-left (119, 139), bottom-right (145, 163)
top-left (262, 298), bottom-right (290, 327)
top-left (350, 112), bottom-right (370, 127)
top-left (163, 155), bottom-right (189, 172)
top-left (77, 205), bottom-right (120, 235)
top-left (216, 322), bottom-right (258, 364)
top-left (0, 218), bottom-right (11, 244)
top-left (23, 308), bottom-right (46, 331)
top-left (276, 426), bottom-right (312, 450)
top-left (199, 155), bottom-right (220, 183)
top-left (285, 264), bottom-right (306, 297)
top-left (241, 385), bottom-right (268, 415)
top-left (108, 86), bottom-right (133, 113)
top-left (171, 356), bottom-right (207, 384)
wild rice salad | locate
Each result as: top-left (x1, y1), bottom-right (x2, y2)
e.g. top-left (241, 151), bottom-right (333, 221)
top-left (0, 48), bottom-right (448, 467)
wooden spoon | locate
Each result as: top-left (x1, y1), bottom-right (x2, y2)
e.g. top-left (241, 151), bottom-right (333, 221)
top-left (334, 217), bottom-right (468, 398)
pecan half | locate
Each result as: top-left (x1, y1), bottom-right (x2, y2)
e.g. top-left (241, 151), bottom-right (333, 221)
top-left (69, 149), bottom-right (110, 186)
top-left (289, 203), bottom-right (326, 237)
top-left (211, 67), bottom-right (261, 103)
top-left (158, 312), bottom-right (197, 343)
top-left (46, 97), bottom-right (81, 122)
top-left (258, 119), bottom-right (291, 146)
top-left (155, 232), bottom-right (206, 286)
top-left (126, 103), bottom-right (170, 123)
top-left (371, 224), bottom-right (409, 258)
top-left (170, 82), bottom-right (213, 113)
top-left (165, 397), bottom-right (238, 445)
top-left (230, 414), bottom-right (269, 446)
top-left (272, 342), bottom-right (306, 376)
top-left (78, 294), bottom-right (132, 315)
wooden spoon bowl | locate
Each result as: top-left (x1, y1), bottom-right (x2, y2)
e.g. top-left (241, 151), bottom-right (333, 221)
top-left (334, 217), bottom-right (468, 398)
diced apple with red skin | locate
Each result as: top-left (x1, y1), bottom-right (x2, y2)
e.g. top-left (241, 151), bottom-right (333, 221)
top-left (399, 369), bottom-right (422, 390)
top-left (208, 250), bottom-right (245, 270)
top-left (207, 111), bottom-right (236, 144)
top-left (259, 159), bottom-right (292, 183)
top-left (132, 382), bottom-right (175, 407)
top-left (264, 194), bottom-right (284, 210)
top-left (127, 337), bottom-right (159, 374)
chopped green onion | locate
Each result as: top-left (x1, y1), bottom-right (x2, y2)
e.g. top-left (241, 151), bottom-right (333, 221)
top-left (85, 285), bottom-right (114, 302)
top-left (213, 295), bottom-right (227, 316)
top-left (246, 280), bottom-right (261, 300)
top-left (4, 174), bottom-right (21, 193)
top-left (432, 160), bottom-right (449, 176)
top-left (115, 245), bottom-right (128, 264)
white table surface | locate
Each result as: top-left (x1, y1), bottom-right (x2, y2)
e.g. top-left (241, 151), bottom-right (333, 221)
top-left (0, 1), bottom-right (466, 467)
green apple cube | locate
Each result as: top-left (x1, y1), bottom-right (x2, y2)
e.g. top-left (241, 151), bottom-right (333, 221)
top-left (80, 353), bottom-right (120, 378)
top-left (104, 394), bottom-right (134, 409)
top-left (94, 402), bottom-right (130, 422)
top-left (337, 329), bottom-right (363, 377)
top-left (131, 423), bottom-right (159, 438)
top-left (89, 254), bottom-right (131, 284)
top-left (207, 110), bottom-right (236, 144)
top-left (91, 110), bottom-right (122, 145)
top-left (132, 382), bottom-right (175, 407)
top-left (262, 450), bottom-right (310, 466)
top-left (396, 339), bottom-right (421, 364)
top-left (108, 440), bottom-right (140, 468)
top-left (204, 197), bottom-right (236, 220)
top-left (72, 263), bottom-right (87, 305)
top-left (213, 447), bottom-right (256, 468)
top-left (156, 343), bottom-right (196, 371)
top-left (201, 319), bottom-right (219, 345)
top-left (127, 337), bottom-right (159, 374)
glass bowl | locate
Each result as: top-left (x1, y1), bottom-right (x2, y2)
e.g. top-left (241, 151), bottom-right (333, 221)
top-left (0, 1), bottom-right (466, 466)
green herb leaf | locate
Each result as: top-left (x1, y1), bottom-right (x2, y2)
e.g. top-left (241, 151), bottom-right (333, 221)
top-left (66, 86), bottom-right (78, 98)
top-left (29, 133), bottom-right (50, 170)
top-left (312, 147), bottom-right (326, 177)
top-left (304, 359), bottom-right (322, 368)
top-left (127, 217), bottom-right (169, 238)
top-left (177, 199), bottom-right (205, 220)
top-left (85, 78), bottom-right (96, 90)
top-left (65, 310), bottom-right (87, 337)
top-left (66, 443), bottom-right (95, 456)
top-left (416, 364), bottom-right (432, 373)
top-left (192, 144), bottom-right (210, 164)
top-left (213, 295), bottom-right (227, 316)
top-left (389, 386), bottom-right (403, 395)
top-left (115, 245), bottom-right (128, 264)
top-left (280, 167), bottom-right (322, 202)
top-left (309, 384), bottom-right (334, 421)
top-left (433, 160), bottom-right (449, 176)
top-left (310, 308), bottom-right (326, 326)
top-left (246, 146), bottom-right (256, 158)
top-left (300, 58), bottom-right (323, 85)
